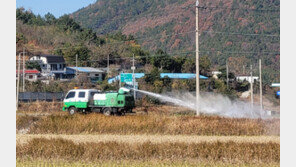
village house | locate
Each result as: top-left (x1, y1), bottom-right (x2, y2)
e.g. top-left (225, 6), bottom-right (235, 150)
top-left (65, 67), bottom-right (107, 83)
top-left (16, 69), bottom-right (40, 82)
top-left (29, 55), bottom-right (66, 79)
top-left (236, 75), bottom-right (259, 83)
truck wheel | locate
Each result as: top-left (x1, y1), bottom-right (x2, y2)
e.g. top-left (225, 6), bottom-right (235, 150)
top-left (103, 108), bottom-right (112, 116)
top-left (68, 107), bottom-right (77, 115)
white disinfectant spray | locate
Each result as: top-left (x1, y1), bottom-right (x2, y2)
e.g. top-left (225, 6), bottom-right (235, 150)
top-left (133, 89), bottom-right (269, 119)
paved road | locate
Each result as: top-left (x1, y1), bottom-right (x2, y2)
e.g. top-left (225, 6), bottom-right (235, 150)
top-left (16, 134), bottom-right (280, 145)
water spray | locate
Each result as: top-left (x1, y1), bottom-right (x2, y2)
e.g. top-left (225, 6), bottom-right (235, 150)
top-left (131, 88), bottom-right (270, 119)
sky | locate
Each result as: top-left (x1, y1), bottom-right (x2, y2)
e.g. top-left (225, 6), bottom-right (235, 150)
top-left (16, 0), bottom-right (97, 18)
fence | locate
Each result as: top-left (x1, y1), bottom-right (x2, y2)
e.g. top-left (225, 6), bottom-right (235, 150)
top-left (18, 92), bottom-right (65, 102)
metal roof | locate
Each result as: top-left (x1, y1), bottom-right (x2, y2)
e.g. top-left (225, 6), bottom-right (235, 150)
top-left (40, 55), bottom-right (65, 64)
top-left (271, 83), bottom-right (280, 87)
top-left (108, 73), bottom-right (208, 83)
top-left (16, 70), bottom-right (40, 74)
top-left (69, 89), bottom-right (100, 92)
top-left (67, 67), bottom-right (105, 73)
top-left (160, 73), bottom-right (208, 79)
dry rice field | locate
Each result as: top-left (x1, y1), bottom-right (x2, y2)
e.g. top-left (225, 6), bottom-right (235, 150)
top-left (16, 104), bottom-right (280, 167)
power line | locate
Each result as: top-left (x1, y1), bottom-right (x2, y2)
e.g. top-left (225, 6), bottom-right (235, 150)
top-left (202, 30), bottom-right (280, 37)
top-left (199, 50), bottom-right (280, 55)
top-left (197, 6), bottom-right (280, 12)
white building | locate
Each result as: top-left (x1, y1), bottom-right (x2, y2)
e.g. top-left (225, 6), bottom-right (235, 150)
top-left (271, 83), bottom-right (280, 87)
top-left (29, 55), bottom-right (66, 79)
top-left (212, 71), bottom-right (222, 79)
top-left (236, 76), bottom-right (259, 83)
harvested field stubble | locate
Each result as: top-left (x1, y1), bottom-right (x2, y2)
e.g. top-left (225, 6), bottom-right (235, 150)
top-left (17, 138), bottom-right (280, 164)
top-left (18, 101), bottom-right (63, 113)
top-left (16, 115), bottom-right (39, 130)
top-left (17, 114), bottom-right (280, 136)
top-left (16, 160), bottom-right (280, 167)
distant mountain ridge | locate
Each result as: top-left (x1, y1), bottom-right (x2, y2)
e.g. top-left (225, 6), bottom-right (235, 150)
top-left (72, 0), bottom-right (280, 83)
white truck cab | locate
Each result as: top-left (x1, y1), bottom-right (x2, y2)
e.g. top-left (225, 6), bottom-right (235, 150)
top-left (63, 89), bottom-right (100, 114)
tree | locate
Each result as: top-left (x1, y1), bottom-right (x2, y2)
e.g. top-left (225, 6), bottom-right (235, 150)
top-left (31, 14), bottom-right (46, 26)
top-left (26, 61), bottom-right (41, 71)
top-left (77, 29), bottom-right (98, 44)
top-left (227, 57), bottom-right (250, 75)
top-left (173, 57), bottom-right (185, 73)
top-left (182, 58), bottom-right (195, 73)
top-left (16, 8), bottom-right (33, 24)
top-left (144, 67), bottom-right (160, 84)
top-left (200, 56), bottom-right (211, 75)
top-left (44, 12), bottom-right (56, 25)
top-left (16, 8), bottom-right (46, 26)
top-left (235, 80), bottom-right (250, 92)
top-left (218, 67), bottom-right (235, 80)
top-left (16, 33), bottom-right (27, 46)
top-left (150, 49), bottom-right (175, 71)
top-left (56, 15), bottom-right (81, 32)
top-left (62, 45), bottom-right (91, 66)
top-left (107, 32), bottom-right (127, 41)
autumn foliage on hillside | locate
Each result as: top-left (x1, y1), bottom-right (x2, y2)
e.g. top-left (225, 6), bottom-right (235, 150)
top-left (72, 0), bottom-right (280, 83)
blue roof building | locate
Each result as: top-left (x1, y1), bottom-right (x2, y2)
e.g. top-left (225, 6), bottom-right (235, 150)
top-left (66, 67), bottom-right (106, 83)
top-left (108, 73), bottom-right (208, 84)
top-left (160, 73), bottom-right (208, 79)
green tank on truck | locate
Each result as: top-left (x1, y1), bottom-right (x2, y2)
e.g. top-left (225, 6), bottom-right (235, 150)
top-left (63, 87), bottom-right (135, 116)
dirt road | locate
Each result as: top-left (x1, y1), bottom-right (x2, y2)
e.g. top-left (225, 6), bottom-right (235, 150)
top-left (16, 134), bottom-right (280, 145)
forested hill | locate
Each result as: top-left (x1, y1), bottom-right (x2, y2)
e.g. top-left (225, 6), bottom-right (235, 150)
top-left (72, 0), bottom-right (280, 83)
top-left (16, 8), bottom-right (150, 73)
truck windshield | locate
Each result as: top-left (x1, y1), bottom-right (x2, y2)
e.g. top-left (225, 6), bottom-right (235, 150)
top-left (66, 92), bottom-right (75, 99)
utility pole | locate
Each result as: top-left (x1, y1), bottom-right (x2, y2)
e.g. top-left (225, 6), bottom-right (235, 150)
top-left (22, 48), bottom-right (25, 92)
top-left (250, 65), bottom-right (254, 109)
top-left (75, 54), bottom-right (78, 78)
top-left (107, 54), bottom-right (110, 78)
top-left (226, 60), bottom-right (229, 89)
top-left (132, 54), bottom-right (136, 99)
top-left (259, 59), bottom-right (263, 111)
top-left (243, 65), bottom-right (245, 75)
top-left (16, 52), bottom-right (21, 110)
top-left (119, 72), bottom-right (121, 88)
top-left (195, 0), bottom-right (200, 116)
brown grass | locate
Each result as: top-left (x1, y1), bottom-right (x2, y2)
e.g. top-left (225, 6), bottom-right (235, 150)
top-left (16, 138), bottom-right (280, 164)
top-left (16, 159), bottom-right (280, 167)
top-left (18, 101), bottom-right (63, 113)
top-left (16, 115), bottom-right (39, 131)
top-left (16, 114), bottom-right (280, 136)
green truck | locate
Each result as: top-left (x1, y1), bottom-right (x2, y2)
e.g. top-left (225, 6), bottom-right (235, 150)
top-left (63, 87), bottom-right (135, 116)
